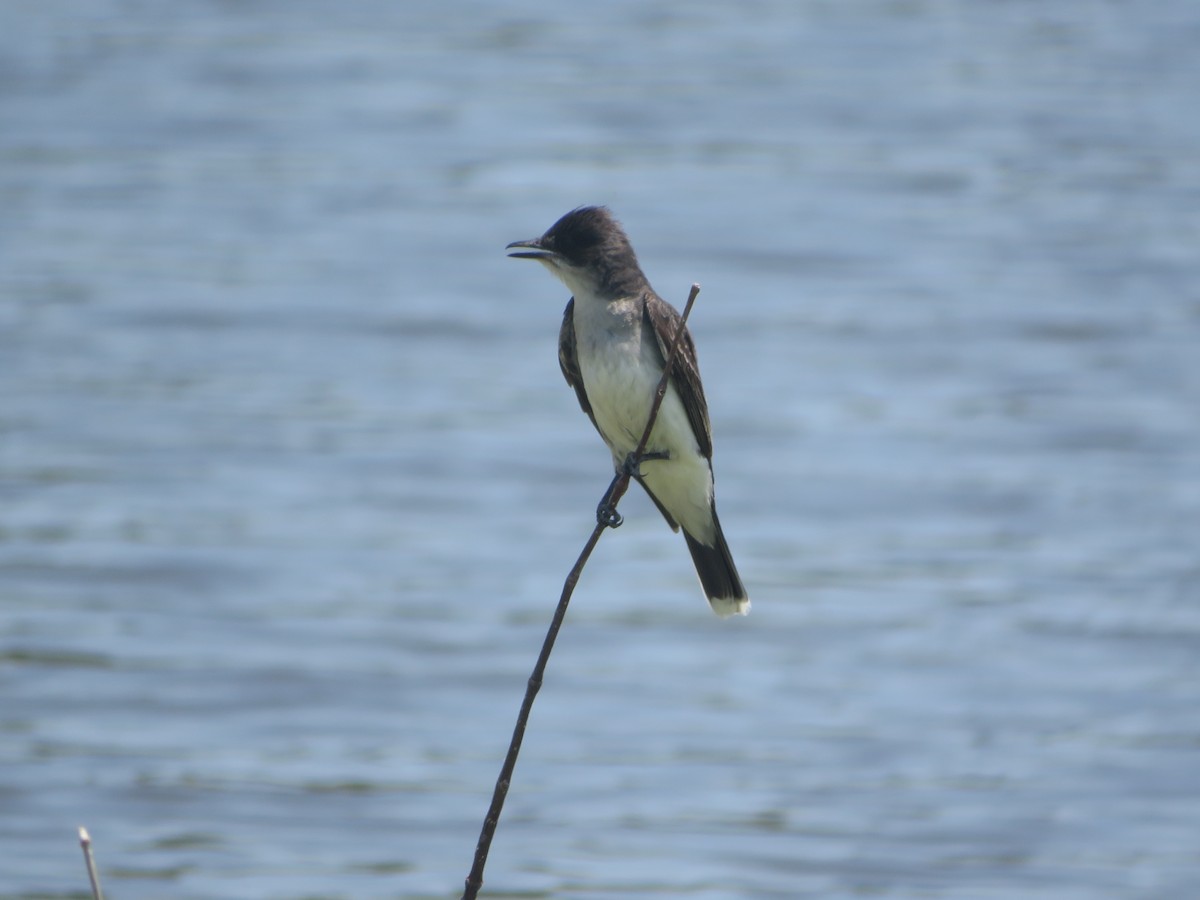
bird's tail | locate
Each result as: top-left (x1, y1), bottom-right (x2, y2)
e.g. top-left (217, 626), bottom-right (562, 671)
top-left (684, 509), bottom-right (749, 617)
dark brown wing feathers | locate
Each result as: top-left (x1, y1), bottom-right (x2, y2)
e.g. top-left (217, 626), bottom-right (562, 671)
top-left (642, 293), bottom-right (713, 459)
top-left (558, 298), bottom-right (598, 428)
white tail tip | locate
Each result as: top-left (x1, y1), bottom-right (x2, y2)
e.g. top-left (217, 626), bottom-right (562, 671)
top-left (709, 595), bottom-right (750, 618)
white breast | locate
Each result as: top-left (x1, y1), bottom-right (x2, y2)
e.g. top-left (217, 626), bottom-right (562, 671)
top-left (571, 294), bottom-right (715, 540)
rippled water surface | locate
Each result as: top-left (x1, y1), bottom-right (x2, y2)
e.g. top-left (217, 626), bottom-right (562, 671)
top-left (3, 2), bottom-right (1199, 898)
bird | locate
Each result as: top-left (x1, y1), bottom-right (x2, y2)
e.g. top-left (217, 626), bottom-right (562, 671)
top-left (507, 206), bottom-right (748, 616)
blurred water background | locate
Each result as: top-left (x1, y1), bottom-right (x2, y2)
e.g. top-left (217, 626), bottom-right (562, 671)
top-left (3, 2), bottom-right (1199, 898)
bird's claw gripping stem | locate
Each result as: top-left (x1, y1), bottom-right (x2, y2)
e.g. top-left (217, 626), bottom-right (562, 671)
top-left (595, 450), bottom-right (671, 529)
top-left (621, 449), bottom-right (669, 478)
top-left (596, 503), bottom-right (624, 529)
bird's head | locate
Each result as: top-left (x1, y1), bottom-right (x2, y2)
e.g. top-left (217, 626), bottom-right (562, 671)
top-left (507, 206), bottom-right (645, 297)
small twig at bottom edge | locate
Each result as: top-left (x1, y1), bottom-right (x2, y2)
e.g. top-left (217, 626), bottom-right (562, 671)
top-left (79, 827), bottom-right (105, 900)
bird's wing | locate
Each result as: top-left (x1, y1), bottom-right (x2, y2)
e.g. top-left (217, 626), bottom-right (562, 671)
top-left (643, 292), bottom-right (713, 460)
top-left (558, 298), bottom-right (601, 433)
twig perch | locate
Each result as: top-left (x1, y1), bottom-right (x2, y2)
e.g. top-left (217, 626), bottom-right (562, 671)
top-left (79, 827), bottom-right (105, 900)
top-left (461, 283), bottom-right (701, 900)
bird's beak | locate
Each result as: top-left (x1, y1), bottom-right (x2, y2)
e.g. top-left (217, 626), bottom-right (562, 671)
top-left (506, 238), bottom-right (554, 260)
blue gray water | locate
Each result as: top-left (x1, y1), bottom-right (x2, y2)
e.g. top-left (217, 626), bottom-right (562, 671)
top-left (3, 2), bottom-right (1198, 898)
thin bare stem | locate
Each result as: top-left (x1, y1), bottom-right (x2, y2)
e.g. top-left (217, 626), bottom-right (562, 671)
top-left (79, 827), bottom-right (105, 900)
top-left (461, 283), bottom-right (701, 900)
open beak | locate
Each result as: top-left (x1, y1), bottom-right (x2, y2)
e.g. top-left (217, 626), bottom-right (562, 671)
top-left (506, 238), bottom-right (555, 260)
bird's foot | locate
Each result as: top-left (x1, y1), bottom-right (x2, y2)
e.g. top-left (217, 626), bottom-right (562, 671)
top-left (621, 449), bottom-right (670, 478)
top-left (595, 450), bottom-right (671, 529)
top-left (596, 502), bottom-right (624, 529)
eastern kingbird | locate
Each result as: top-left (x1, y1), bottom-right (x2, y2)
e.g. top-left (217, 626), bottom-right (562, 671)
top-left (507, 206), bottom-right (749, 617)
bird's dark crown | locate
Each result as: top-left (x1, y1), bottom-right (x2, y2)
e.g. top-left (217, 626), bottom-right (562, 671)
top-left (540, 206), bottom-right (637, 268)
top-left (532, 206), bottom-right (649, 296)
